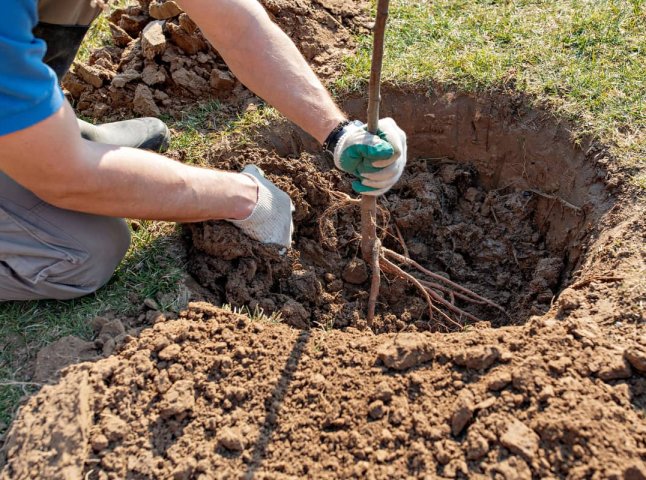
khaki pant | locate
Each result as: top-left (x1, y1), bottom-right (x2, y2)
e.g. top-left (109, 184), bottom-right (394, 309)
top-left (0, 173), bottom-right (131, 301)
top-left (38, 0), bottom-right (101, 26)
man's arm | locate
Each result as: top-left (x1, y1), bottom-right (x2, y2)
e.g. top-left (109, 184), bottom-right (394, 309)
top-left (0, 101), bottom-right (257, 222)
top-left (176, 0), bottom-right (347, 143)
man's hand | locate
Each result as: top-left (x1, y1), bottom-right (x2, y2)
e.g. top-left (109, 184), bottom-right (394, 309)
top-left (229, 165), bottom-right (294, 248)
top-left (333, 118), bottom-right (407, 196)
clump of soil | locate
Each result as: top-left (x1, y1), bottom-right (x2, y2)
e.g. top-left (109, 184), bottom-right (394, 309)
top-left (186, 145), bottom-right (561, 332)
top-left (63, 0), bottom-right (369, 120)
top-left (2, 303), bottom-right (644, 479)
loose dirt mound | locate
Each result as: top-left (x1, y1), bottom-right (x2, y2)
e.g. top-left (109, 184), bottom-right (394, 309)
top-left (63, 0), bottom-right (369, 120)
top-left (186, 145), bottom-right (565, 333)
top-left (2, 303), bottom-right (644, 479)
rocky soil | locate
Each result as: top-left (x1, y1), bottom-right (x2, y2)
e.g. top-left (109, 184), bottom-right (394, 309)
top-left (63, 0), bottom-right (369, 120)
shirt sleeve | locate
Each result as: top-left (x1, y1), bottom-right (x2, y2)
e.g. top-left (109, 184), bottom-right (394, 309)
top-left (0, 0), bottom-right (65, 136)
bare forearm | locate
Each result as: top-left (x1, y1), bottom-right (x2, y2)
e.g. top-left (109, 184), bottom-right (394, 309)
top-left (178, 0), bottom-right (346, 143)
top-left (54, 142), bottom-right (256, 222)
top-left (0, 103), bottom-right (256, 222)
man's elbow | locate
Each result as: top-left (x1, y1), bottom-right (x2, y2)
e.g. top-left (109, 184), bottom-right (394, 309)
top-left (19, 163), bottom-right (96, 212)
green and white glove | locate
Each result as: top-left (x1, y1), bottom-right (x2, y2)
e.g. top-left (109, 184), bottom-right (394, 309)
top-left (228, 165), bottom-right (295, 248)
top-left (333, 118), bottom-right (407, 196)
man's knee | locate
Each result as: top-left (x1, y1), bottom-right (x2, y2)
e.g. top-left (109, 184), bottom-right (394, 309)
top-left (47, 217), bottom-right (132, 300)
top-left (0, 216), bottom-right (131, 302)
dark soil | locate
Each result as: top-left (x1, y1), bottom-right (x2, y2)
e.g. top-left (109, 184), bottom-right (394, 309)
top-left (187, 149), bottom-right (562, 333)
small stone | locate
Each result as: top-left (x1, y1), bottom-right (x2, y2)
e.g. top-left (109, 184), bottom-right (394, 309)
top-left (144, 298), bottom-right (160, 310)
top-left (142, 64), bottom-right (167, 86)
top-left (141, 20), bottom-right (167, 60)
top-left (279, 300), bottom-right (309, 329)
top-left (101, 414), bottom-right (128, 442)
top-left (368, 400), bottom-right (385, 420)
top-left (91, 433), bottom-right (109, 452)
top-left (109, 23), bottom-right (133, 47)
top-left (167, 22), bottom-right (207, 55)
top-left (625, 346), bottom-right (646, 373)
top-left (310, 373), bottom-right (326, 389)
top-left (598, 353), bottom-right (632, 381)
top-left (450, 390), bottom-right (475, 436)
top-left (178, 13), bottom-right (198, 34)
top-left (171, 67), bottom-right (209, 96)
top-left (377, 333), bottom-right (434, 371)
top-left (538, 384), bottom-right (555, 402)
top-left (75, 63), bottom-right (110, 88)
top-left (342, 258), bottom-right (369, 285)
top-left (118, 14), bottom-right (149, 37)
top-left (149, 0), bottom-right (183, 19)
top-left (568, 318), bottom-right (602, 340)
top-left (218, 427), bottom-right (245, 452)
top-left (209, 68), bottom-right (235, 93)
top-left (500, 419), bottom-right (539, 462)
top-left (454, 345), bottom-right (499, 370)
top-left (158, 343), bottom-right (181, 361)
top-left (486, 370), bottom-right (512, 391)
top-left (133, 84), bottom-right (161, 116)
top-left (374, 381), bottom-right (394, 402)
top-left (111, 69), bottom-right (141, 88)
top-left (374, 449), bottom-right (388, 463)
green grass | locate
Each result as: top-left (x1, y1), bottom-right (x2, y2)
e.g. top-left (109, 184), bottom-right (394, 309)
top-left (164, 101), bottom-right (281, 166)
top-left (337, 0), bottom-right (646, 175)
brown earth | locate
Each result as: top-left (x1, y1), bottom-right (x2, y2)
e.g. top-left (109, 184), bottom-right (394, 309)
top-left (2, 0), bottom-right (645, 478)
top-left (63, 0), bottom-right (369, 120)
top-left (1, 303), bottom-right (645, 479)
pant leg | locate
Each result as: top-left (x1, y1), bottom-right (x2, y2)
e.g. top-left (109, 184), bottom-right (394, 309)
top-left (0, 173), bottom-right (131, 301)
top-left (34, 0), bottom-right (103, 81)
top-left (38, 0), bottom-right (102, 27)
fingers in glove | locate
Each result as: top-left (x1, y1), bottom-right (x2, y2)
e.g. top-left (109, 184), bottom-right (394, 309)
top-left (352, 180), bottom-right (388, 196)
top-left (371, 118), bottom-right (407, 168)
top-left (360, 155), bottom-right (404, 182)
top-left (340, 141), bottom-right (394, 175)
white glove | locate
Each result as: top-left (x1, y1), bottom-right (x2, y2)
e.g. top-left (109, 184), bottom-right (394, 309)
top-left (333, 118), bottom-right (407, 196)
top-left (228, 165), bottom-right (294, 248)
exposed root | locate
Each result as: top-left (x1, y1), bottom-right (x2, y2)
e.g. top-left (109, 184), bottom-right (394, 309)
top-left (383, 249), bottom-right (509, 318)
top-left (379, 257), bottom-right (435, 322)
top-left (321, 189), bottom-right (509, 331)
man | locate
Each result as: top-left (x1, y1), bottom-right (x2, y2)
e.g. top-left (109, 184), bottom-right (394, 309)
top-left (0, 0), bottom-right (406, 301)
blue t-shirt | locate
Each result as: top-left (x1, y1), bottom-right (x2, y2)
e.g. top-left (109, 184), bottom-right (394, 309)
top-left (0, 0), bottom-right (64, 136)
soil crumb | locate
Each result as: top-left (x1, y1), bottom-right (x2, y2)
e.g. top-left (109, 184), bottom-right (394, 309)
top-left (63, 0), bottom-right (369, 120)
top-left (2, 303), bottom-right (644, 479)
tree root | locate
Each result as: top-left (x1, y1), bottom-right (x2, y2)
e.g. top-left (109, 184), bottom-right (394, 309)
top-left (319, 191), bottom-right (508, 331)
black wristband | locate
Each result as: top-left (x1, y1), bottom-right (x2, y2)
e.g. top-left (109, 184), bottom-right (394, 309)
top-left (323, 120), bottom-right (351, 154)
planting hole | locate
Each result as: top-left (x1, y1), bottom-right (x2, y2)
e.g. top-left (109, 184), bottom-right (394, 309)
top-left (186, 90), bottom-right (613, 333)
